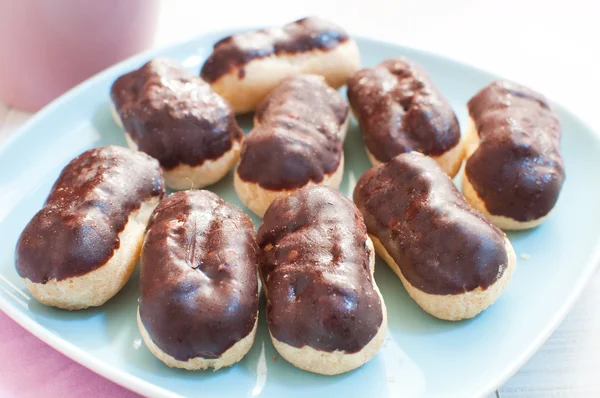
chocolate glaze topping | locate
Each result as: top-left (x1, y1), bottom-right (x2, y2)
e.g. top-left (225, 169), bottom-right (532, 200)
top-left (354, 152), bottom-right (508, 295)
top-left (139, 190), bottom-right (258, 361)
top-left (236, 75), bottom-right (348, 190)
top-left (258, 186), bottom-right (383, 353)
top-left (200, 17), bottom-right (350, 82)
top-left (347, 58), bottom-right (460, 163)
top-left (15, 146), bottom-right (164, 284)
top-left (111, 58), bottom-right (243, 169)
top-left (466, 80), bottom-right (565, 221)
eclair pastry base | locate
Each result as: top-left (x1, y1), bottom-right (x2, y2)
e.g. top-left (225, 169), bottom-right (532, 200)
top-left (211, 40), bottom-right (360, 114)
top-left (111, 101), bottom-right (124, 129)
top-left (462, 117), bottom-right (551, 230)
top-left (138, 309), bottom-right (258, 371)
top-left (234, 155), bottom-right (345, 218)
top-left (23, 197), bottom-right (159, 310)
top-left (265, 236), bottom-right (387, 375)
top-left (125, 133), bottom-right (241, 191)
top-left (370, 234), bottom-right (516, 321)
top-left (366, 144), bottom-right (464, 178)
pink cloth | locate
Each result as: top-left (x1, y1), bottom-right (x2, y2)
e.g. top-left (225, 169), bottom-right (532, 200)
top-left (0, 310), bottom-right (141, 398)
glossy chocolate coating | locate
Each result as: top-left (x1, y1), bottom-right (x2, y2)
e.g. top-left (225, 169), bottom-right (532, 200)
top-left (466, 80), bottom-right (564, 221)
top-left (347, 58), bottom-right (460, 163)
top-left (354, 152), bottom-right (508, 295)
top-left (200, 17), bottom-right (349, 82)
top-left (15, 146), bottom-right (164, 283)
top-left (139, 190), bottom-right (259, 361)
top-left (236, 75), bottom-right (348, 190)
top-left (258, 186), bottom-right (383, 353)
top-left (111, 58), bottom-right (243, 169)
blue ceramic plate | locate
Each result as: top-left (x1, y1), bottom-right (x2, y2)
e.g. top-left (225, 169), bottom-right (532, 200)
top-left (0, 29), bottom-right (598, 398)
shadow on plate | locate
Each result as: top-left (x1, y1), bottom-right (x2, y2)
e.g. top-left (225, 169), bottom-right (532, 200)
top-left (92, 103), bottom-right (128, 147)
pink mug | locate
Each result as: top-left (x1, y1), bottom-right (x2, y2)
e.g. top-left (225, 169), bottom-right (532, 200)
top-left (0, 0), bottom-right (159, 111)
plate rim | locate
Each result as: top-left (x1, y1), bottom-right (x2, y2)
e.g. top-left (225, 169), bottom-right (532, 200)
top-left (1, 27), bottom-right (599, 398)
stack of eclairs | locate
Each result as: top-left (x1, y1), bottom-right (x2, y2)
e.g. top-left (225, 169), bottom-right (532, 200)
top-left (15, 17), bottom-right (564, 374)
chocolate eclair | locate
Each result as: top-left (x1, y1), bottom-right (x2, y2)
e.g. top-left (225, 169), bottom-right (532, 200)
top-left (138, 190), bottom-right (259, 370)
top-left (234, 74), bottom-right (349, 217)
top-left (347, 58), bottom-right (464, 176)
top-left (200, 17), bottom-right (360, 113)
top-left (111, 58), bottom-right (243, 190)
top-left (354, 152), bottom-right (516, 320)
top-left (15, 146), bottom-right (164, 310)
top-left (258, 185), bottom-right (387, 375)
top-left (462, 80), bottom-right (565, 230)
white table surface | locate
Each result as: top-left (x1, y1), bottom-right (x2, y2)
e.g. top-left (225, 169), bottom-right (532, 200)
top-left (1, 1), bottom-right (598, 397)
